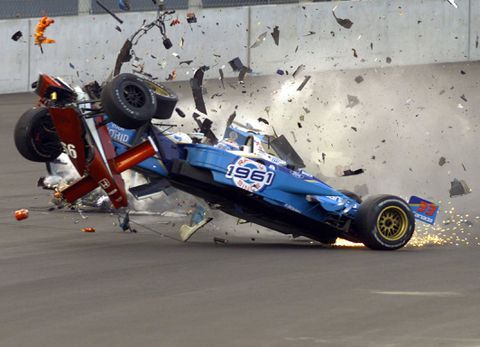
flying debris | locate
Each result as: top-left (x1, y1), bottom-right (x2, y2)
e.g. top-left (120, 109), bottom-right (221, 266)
top-left (386, 57), bottom-right (392, 64)
top-left (219, 68), bottom-right (225, 88)
top-left (446, 0), bottom-right (458, 8)
top-left (228, 57), bottom-right (252, 83)
top-left (190, 66), bottom-right (210, 114)
top-left (276, 69), bottom-right (285, 76)
top-left (14, 209), bottom-right (29, 221)
top-left (297, 75), bottom-right (311, 91)
top-left (438, 157), bottom-right (447, 166)
top-left (179, 60), bottom-right (194, 66)
top-left (170, 18), bottom-right (181, 26)
top-left (271, 26), bottom-right (280, 46)
top-left (352, 48), bottom-right (358, 58)
top-left (118, 0), bottom-right (130, 11)
top-left (292, 64), bottom-right (305, 78)
top-left (114, 40), bottom-right (132, 75)
top-left (186, 12), bottom-right (197, 24)
top-left (304, 31), bottom-right (316, 36)
top-left (449, 179), bottom-right (471, 197)
top-left (166, 70), bottom-right (177, 81)
top-left (258, 117), bottom-right (270, 125)
top-left (82, 227), bottom-right (96, 233)
top-left (346, 95), bottom-right (360, 108)
top-left (251, 31), bottom-right (268, 48)
top-left (354, 75), bottom-right (364, 83)
top-left (96, 0), bottom-right (124, 24)
top-left (343, 168), bottom-right (365, 176)
top-left (11, 30), bottom-right (23, 41)
top-left (332, 11), bottom-right (354, 29)
top-left (175, 108), bottom-right (186, 118)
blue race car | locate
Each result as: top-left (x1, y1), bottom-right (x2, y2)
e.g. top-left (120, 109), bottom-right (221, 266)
top-left (15, 73), bottom-right (420, 250)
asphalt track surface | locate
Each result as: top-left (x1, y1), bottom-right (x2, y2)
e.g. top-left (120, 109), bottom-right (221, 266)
top-left (1, 93), bottom-right (480, 347)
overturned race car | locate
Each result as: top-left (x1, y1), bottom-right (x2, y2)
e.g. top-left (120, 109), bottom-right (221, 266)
top-left (14, 73), bottom-right (433, 250)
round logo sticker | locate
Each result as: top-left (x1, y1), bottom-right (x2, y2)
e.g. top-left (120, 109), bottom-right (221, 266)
top-left (225, 158), bottom-right (275, 192)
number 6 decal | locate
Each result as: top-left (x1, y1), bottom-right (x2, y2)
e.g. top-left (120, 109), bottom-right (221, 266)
top-left (61, 142), bottom-right (78, 159)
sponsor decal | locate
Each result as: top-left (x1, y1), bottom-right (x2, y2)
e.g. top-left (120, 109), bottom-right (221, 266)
top-left (408, 196), bottom-right (439, 225)
top-left (226, 157), bottom-right (275, 192)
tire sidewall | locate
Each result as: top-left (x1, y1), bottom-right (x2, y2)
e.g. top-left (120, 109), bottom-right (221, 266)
top-left (355, 195), bottom-right (415, 250)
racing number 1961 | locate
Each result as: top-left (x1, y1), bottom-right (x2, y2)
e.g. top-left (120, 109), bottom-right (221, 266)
top-left (226, 165), bottom-right (274, 185)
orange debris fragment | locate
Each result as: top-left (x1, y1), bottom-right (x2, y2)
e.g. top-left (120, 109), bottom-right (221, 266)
top-left (14, 209), bottom-right (29, 221)
top-left (81, 227), bottom-right (96, 233)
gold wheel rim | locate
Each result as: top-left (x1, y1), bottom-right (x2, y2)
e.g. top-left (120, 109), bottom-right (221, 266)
top-left (376, 206), bottom-right (409, 242)
top-left (144, 81), bottom-right (171, 97)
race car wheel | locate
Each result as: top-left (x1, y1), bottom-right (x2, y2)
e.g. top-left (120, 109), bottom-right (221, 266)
top-left (142, 79), bottom-right (178, 120)
top-left (14, 107), bottom-right (62, 162)
top-left (353, 195), bottom-right (415, 250)
top-left (338, 189), bottom-right (362, 203)
top-left (101, 73), bottom-right (157, 129)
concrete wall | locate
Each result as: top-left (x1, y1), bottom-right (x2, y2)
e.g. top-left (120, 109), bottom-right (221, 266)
top-left (0, 0), bottom-right (478, 94)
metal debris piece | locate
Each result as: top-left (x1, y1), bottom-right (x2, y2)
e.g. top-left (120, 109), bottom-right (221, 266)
top-left (446, 0), bottom-right (458, 8)
top-left (238, 66), bottom-right (250, 83)
top-left (297, 75), bottom-right (311, 91)
top-left (351, 126), bottom-right (357, 132)
top-left (343, 168), bottom-right (364, 176)
top-left (297, 122), bottom-right (302, 128)
top-left (258, 117), bottom-right (269, 125)
top-left (462, 163), bottom-right (467, 171)
top-left (96, 0), bottom-right (124, 24)
top-left (118, 0), bottom-right (130, 11)
top-left (114, 39), bottom-right (132, 76)
top-left (304, 31), bottom-right (316, 36)
top-left (166, 69), bottom-right (177, 81)
top-left (251, 31), bottom-right (268, 48)
top-left (175, 108), bottom-right (186, 118)
top-left (386, 57), bottom-right (392, 64)
top-left (354, 75), bottom-right (364, 83)
top-left (228, 57), bottom-right (247, 72)
top-left (14, 209), bottom-right (29, 221)
top-left (352, 48), bottom-right (358, 58)
top-left (186, 12), bottom-right (197, 24)
top-left (190, 66), bottom-right (209, 114)
top-left (82, 227), bottom-right (96, 233)
top-left (69, 63), bottom-right (75, 69)
top-left (11, 30), bottom-right (23, 41)
top-left (179, 60), bottom-right (193, 65)
top-left (449, 179), bottom-right (471, 197)
top-left (219, 68), bottom-right (225, 89)
top-left (460, 94), bottom-right (468, 102)
top-left (276, 69), bottom-right (285, 75)
top-left (170, 18), bottom-right (181, 26)
top-left (332, 11), bottom-right (354, 29)
top-left (346, 95), bottom-right (360, 108)
top-left (439, 157), bottom-right (447, 166)
top-left (292, 64), bottom-right (305, 78)
top-left (115, 25), bottom-right (122, 32)
top-left (271, 26), bottom-right (280, 46)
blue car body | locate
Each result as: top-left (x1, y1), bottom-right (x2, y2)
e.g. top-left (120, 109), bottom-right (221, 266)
top-left (106, 122), bottom-right (361, 243)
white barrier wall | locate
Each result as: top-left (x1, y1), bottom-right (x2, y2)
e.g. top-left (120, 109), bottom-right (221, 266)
top-left (0, 0), bottom-right (477, 94)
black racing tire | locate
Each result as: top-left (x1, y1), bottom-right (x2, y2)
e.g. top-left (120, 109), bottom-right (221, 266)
top-left (353, 195), bottom-right (415, 250)
top-left (101, 73), bottom-right (157, 129)
top-left (142, 79), bottom-right (178, 120)
top-left (338, 189), bottom-right (362, 203)
top-left (14, 107), bottom-right (62, 162)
